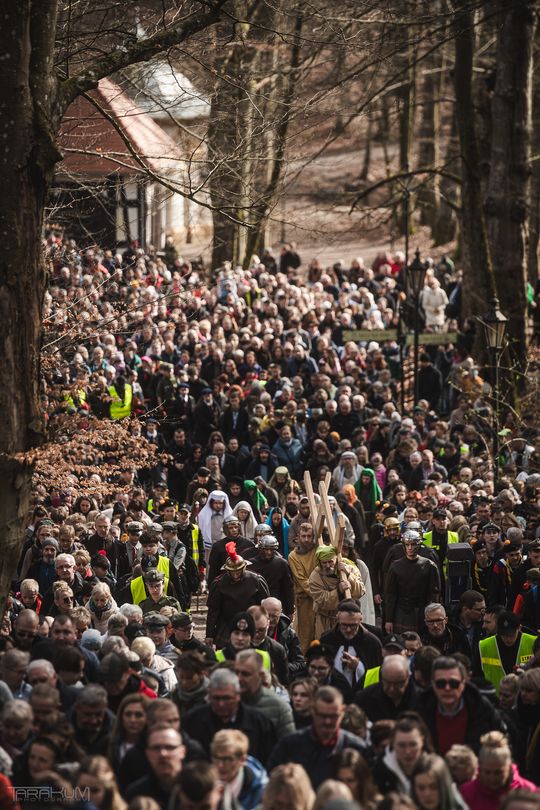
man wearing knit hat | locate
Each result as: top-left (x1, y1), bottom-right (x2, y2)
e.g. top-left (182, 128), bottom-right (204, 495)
top-left (308, 545), bottom-right (364, 638)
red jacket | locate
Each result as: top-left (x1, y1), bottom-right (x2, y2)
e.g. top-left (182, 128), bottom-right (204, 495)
top-left (460, 764), bottom-right (538, 810)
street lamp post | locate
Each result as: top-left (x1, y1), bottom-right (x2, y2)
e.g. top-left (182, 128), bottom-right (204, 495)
top-left (482, 298), bottom-right (508, 479)
top-left (407, 248), bottom-right (428, 405)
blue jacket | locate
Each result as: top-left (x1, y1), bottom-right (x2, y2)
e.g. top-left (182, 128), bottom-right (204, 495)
top-left (238, 756), bottom-right (268, 809)
top-left (265, 508), bottom-right (290, 558)
top-left (271, 437), bottom-right (303, 477)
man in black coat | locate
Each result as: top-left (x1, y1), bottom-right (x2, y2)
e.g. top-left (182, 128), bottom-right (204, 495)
top-left (415, 655), bottom-right (506, 753)
top-left (205, 546), bottom-right (270, 648)
top-left (182, 669), bottom-right (276, 765)
top-left (262, 596), bottom-right (305, 680)
top-left (247, 536), bottom-right (294, 617)
top-left (220, 392), bottom-right (251, 447)
top-left (320, 600), bottom-right (382, 692)
top-left (207, 517), bottom-right (254, 585)
top-left (353, 653), bottom-right (420, 722)
top-left (417, 353), bottom-right (443, 410)
top-left (267, 685), bottom-right (368, 788)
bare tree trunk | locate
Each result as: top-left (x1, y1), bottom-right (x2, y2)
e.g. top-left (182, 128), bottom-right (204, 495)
top-left (0, 1), bottom-right (60, 618)
top-left (433, 114), bottom-right (460, 245)
top-left (485, 0), bottom-right (535, 377)
top-left (452, 0), bottom-right (496, 324)
top-left (397, 33), bottom-right (416, 232)
top-left (359, 115), bottom-right (373, 182)
top-left (417, 44), bottom-right (443, 227)
top-left (527, 33), bottom-right (540, 282)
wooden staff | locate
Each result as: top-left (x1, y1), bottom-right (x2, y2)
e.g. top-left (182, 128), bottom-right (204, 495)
top-left (318, 478), bottom-right (336, 546)
top-left (304, 470), bottom-right (325, 546)
top-left (335, 513), bottom-right (351, 599)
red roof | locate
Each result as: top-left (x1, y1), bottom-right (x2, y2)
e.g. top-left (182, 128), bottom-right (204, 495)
top-left (57, 77), bottom-right (181, 177)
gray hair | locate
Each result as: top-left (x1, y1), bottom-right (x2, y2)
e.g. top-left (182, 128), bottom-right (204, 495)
top-left (101, 636), bottom-right (128, 656)
top-left (1, 700), bottom-right (33, 724)
top-left (119, 604), bottom-right (143, 621)
top-left (75, 685), bottom-right (108, 707)
top-left (424, 603), bottom-right (446, 619)
top-left (1, 650), bottom-right (30, 670)
top-left (236, 649), bottom-right (263, 670)
top-left (209, 669), bottom-right (240, 692)
top-left (107, 613), bottom-right (128, 632)
top-left (27, 659), bottom-right (55, 678)
top-left (55, 553), bottom-right (76, 568)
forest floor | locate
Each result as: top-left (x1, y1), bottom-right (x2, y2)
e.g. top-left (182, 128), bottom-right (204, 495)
top-left (182, 140), bottom-right (457, 268)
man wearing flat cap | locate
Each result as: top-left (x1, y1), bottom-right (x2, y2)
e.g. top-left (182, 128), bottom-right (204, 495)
top-left (308, 545), bottom-right (364, 638)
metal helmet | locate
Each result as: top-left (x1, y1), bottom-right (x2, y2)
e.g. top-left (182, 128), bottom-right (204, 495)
top-left (254, 523), bottom-right (273, 538)
top-left (402, 529), bottom-right (422, 545)
top-left (403, 521), bottom-right (422, 533)
top-left (384, 517), bottom-right (400, 533)
top-left (259, 535), bottom-right (279, 550)
top-left (223, 515), bottom-right (241, 526)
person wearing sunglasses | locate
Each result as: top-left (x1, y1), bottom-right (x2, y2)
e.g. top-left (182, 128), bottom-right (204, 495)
top-left (416, 656), bottom-right (505, 755)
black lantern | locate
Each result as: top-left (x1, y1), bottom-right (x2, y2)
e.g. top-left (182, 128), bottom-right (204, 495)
top-left (483, 297), bottom-right (508, 351)
top-left (407, 248), bottom-right (428, 299)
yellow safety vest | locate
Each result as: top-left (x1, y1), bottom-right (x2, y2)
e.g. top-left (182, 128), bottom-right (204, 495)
top-left (215, 648), bottom-right (271, 673)
top-left (108, 384), bottom-right (133, 420)
top-left (423, 530), bottom-right (459, 576)
top-left (191, 526), bottom-right (201, 567)
top-left (479, 633), bottom-right (536, 694)
top-left (130, 556), bottom-right (171, 604)
top-left (363, 666), bottom-right (381, 687)
top-left (64, 388), bottom-right (87, 410)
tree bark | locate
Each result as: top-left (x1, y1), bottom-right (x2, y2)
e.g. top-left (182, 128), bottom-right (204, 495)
top-left (452, 0), bottom-right (496, 324)
top-left (0, 0), bottom-right (60, 618)
top-left (484, 0), bottom-right (536, 377)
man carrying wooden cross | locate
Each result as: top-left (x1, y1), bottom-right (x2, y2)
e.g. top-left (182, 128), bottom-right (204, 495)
top-left (309, 544), bottom-right (364, 638)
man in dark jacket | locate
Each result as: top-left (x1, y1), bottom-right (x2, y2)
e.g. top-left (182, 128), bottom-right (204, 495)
top-left (182, 669), bottom-right (276, 765)
top-left (420, 603), bottom-right (470, 656)
top-left (262, 596), bottom-right (305, 680)
top-left (415, 655), bottom-right (506, 754)
top-left (247, 536), bottom-right (294, 617)
top-left (417, 353), bottom-right (443, 410)
top-left (267, 685), bottom-right (368, 788)
top-left (205, 545), bottom-right (269, 648)
top-left (320, 600), bottom-right (382, 691)
top-left (353, 653), bottom-right (419, 722)
top-left (125, 726), bottom-right (185, 808)
top-left (207, 517), bottom-right (254, 585)
top-left (248, 605), bottom-right (290, 686)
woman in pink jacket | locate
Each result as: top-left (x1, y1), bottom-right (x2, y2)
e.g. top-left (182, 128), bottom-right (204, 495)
top-left (460, 731), bottom-right (538, 810)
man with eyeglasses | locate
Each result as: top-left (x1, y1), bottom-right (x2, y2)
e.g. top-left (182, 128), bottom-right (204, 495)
top-left (267, 685), bottom-right (368, 788)
top-left (355, 651), bottom-right (420, 722)
top-left (420, 603), bottom-right (469, 656)
top-left (416, 655), bottom-right (505, 754)
top-left (319, 600), bottom-right (382, 691)
top-left (12, 609), bottom-right (39, 653)
top-left (182, 668), bottom-right (276, 765)
top-left (125, 726), bottom-right (186, 808)
top-left (41, 553), bottom-right (84, 614)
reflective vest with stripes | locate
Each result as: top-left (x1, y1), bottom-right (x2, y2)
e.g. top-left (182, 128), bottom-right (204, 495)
top-left (215, 648), bottom-right (271, 673)
top-left (108, 384), bottom-right (133, 420)
top-left (130, 556), bottom-right (171, 604)
top-left (479, 633), bottom-right (536, 694)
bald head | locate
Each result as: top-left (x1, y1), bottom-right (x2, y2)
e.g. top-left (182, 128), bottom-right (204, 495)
top-left (380, 655), bottom-right (410, 706)
top-left (261, 597), bottom-right (282, 630)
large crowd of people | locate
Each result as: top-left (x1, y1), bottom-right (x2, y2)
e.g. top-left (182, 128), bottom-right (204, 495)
top-left (1, 233), bottom-right (539, 810)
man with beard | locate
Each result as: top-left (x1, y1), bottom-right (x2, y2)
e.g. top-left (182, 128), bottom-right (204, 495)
top-left (197, 490), bottom-right (233, 566)
top-left (247, 536), bottom-right (294, 617)
top-left (384, 529), bottom-right (440, 633)
top-left (287, 495), bottom-right (314, 550)
top-left (205, 544), bottom-right (269, 648)
top-left (207, 515), bottom-right (254, 584)
top-left (288, 523), bottom-right (318, 651)
top-left (309, 545), bottom-right (364, 638)
top-left (320, 600), bottom-right (382, 691)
